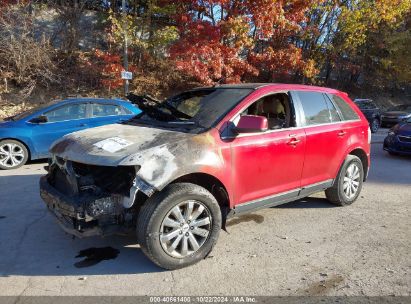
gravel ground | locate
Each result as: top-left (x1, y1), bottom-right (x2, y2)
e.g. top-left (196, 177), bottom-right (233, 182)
top-left (0, 129), bottom-right (410, 296)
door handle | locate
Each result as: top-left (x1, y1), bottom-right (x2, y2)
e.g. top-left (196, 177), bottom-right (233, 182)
top-left (78, 123), bottom-right (87, 127)
top-left (287, 138), bottom-right (301, 146)
top-left (338, 130), bottom-right (347, 137)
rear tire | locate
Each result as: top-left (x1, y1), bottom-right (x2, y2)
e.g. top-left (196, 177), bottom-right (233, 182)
top-left (137, 183), bottom-right (222, 270)
top-left (0, 139), bottom-right (29, 170)
top-left (325, 155), bottom-right (364, 206)
top-left (370, 118), bottom-right (380, 133)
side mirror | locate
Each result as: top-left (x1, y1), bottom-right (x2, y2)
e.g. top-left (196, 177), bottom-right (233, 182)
top-left (233, 115), bottom-right (268, 134)
top-left (30, 115), bottom-right (48, 124)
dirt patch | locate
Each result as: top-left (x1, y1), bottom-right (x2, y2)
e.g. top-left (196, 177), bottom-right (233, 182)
top-left (226, 214), bottom-right (264, 227)
top-left (301, 274), bottom-right (345, 295)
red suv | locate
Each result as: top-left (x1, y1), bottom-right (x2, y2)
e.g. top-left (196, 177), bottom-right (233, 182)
top-left (40, 84), bottom-right (371, 269)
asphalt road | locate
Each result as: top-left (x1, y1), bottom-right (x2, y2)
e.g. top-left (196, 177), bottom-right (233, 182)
top-left (0, 129), bottom-right (410, 296)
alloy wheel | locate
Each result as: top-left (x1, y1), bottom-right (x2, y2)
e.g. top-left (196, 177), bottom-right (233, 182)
top-left (160, 200), bottom-right (212, 258)
top-left (343, 163), bottom-right (361, 199)
top-left (0, 143), bottom-right (25, 168)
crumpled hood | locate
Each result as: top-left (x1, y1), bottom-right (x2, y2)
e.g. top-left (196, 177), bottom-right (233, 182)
top-left (50, 123), bottom-right (196, 167)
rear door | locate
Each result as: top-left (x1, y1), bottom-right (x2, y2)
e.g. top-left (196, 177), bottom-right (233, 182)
top-left (293, 91), bottom-right (350, 186)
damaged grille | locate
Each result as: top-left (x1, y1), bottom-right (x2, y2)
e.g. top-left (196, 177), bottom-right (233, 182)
top-left (72, 162), bottom-right (136, 196)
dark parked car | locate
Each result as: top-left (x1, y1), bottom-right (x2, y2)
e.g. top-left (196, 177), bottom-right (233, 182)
top-left (40, 84), bottom-right (370, 269)
top-left (383, 117), bottom-right (411, 155)
top-left (380, 104), bottom-right (411, 128)
top-left (354, 99), bottom-right (381, 133)
top-left (0, 98), bottom-right (141, 170)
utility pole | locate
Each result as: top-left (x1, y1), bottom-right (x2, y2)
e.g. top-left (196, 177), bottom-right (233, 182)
top-left (122, 0), bottom-right (129, 96)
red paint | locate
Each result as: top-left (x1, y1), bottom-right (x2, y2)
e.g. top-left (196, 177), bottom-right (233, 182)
top-left (207, 85), bottom-right (370, 208)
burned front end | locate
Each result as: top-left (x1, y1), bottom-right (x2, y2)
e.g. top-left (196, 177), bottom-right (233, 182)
top-left (40, 157), bottom-right (151, 237)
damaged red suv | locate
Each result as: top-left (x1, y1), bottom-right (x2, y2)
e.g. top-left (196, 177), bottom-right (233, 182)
top-left (40, 84), bottom-right (371, 269)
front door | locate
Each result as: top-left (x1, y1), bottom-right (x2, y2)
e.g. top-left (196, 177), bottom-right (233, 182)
top-left (229, 92), bottom-right (306, 205)
top-left (30, 103), bottom-right (89, 157)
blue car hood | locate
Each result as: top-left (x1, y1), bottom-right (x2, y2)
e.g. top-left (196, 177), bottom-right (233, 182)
top-left (396, 123), bottom-right (411, 136)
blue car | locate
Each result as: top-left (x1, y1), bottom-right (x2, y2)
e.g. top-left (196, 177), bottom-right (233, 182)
top-left (0, 98), bottom-right (141, 169)
top-left (383, 117), bottom-right (411, 156)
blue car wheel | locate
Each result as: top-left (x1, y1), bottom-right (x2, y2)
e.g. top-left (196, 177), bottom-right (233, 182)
top-left (0, 139), bottom-right (29, 170)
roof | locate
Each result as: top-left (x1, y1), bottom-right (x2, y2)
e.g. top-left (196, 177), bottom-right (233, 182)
top-left (62, 97), bottom-right (128, 103)
top-left (197, 83), bottom-right (343, 94)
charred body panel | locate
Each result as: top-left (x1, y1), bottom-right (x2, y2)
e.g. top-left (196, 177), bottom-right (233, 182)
top-left (40, 124), bottom-right (228, 237)
top-left (49, 124), bottom-right (226, 190)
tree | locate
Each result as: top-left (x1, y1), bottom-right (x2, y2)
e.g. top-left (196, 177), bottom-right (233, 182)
top-left (0, 3), bottom-right (58, 98)
top-left (168, 0), bottom-right (321, 85)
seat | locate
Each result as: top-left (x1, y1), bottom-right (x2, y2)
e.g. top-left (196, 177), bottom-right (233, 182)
top-left (261, 96), bottom-right (286, 129)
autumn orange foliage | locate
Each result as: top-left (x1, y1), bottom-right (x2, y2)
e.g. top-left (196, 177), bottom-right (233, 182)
top-left (168, 0), bottom-right (319, 84)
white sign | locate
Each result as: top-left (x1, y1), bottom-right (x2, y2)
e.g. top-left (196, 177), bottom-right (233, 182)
top-left (121, 71), bottom-right (133, 80)
top-left (94, 137), bottom-right (133, 153)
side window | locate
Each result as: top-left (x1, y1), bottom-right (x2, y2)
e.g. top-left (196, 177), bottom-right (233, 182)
top-left (297, 91), bottom-right (331, 125)
top-left (237, 93), bottom-right (294, 129)
top-left (121, 106), bottom-right (132, 114)
top-left (44, 104), bottom-right (87, 122)
top-left (328, 94), bottom-right (359, 121)
top-left (91, 103), bottom-right (123, 117)
top-left (325, 95), bottom-right (341, 122)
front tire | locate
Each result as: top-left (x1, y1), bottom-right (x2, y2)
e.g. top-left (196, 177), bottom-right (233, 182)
top-left (325, 155), bottom-right (364, 206)
top-left (0, 139), bottom-right (29, 170)
top-left (137, 183), bottom-right (222, 270)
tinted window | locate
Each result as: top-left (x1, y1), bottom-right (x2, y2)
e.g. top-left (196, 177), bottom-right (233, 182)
top-left (92, 103), bottom-right (123, 117)
top-left (45, 104), bottom-right (87, 122)
top-left (298, 91), bottom-right (331, 125)
top-left (328, 94), bottom-right (359, 121)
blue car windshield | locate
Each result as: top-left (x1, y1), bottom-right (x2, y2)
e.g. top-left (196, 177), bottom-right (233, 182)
top-left (12, 102), bottom-right (57, 120)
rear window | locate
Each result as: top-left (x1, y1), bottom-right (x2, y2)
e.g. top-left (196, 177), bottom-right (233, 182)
top-left (328, 94), bottom-right (359, 121)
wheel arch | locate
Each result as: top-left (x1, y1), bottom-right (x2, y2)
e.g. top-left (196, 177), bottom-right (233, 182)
top-left (0, 137), bottom-right (32, 160)
top-left (348, 148), bottom-right (368, 181)
top-left (170, 173), bottom-right (231, 211)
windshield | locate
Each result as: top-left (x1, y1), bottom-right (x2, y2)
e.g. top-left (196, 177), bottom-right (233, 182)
top-left (12, 102), bottom-right (56, 120)
top-left (387, 105), bottom-right (411, 112)
top-left (126, 88), bottom-right (253, 132)
top-left (355, 100), bottom-right (375, 110)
